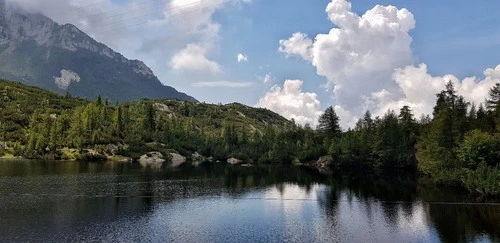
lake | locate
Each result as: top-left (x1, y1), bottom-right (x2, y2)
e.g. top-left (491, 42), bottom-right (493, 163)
top-left (0, 160), bottom-right (498, 243)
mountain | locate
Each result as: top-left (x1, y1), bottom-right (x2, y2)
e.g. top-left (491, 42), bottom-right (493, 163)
top-left (0, 0), bottom-right (196, 102)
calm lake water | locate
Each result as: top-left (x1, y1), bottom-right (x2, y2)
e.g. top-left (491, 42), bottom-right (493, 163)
top-left (0, 160), bottom-right (498, 243)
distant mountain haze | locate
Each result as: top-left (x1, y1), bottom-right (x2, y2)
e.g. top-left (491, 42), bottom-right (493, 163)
top-left (0, 0), bottom-right (196, 102)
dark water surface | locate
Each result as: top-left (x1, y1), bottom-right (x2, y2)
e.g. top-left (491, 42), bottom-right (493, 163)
top-left (0, 160), bottom-right (498, 243)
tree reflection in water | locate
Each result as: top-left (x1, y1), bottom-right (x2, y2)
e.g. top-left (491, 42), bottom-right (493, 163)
top-left (0, 160), bottom-right (498, 242)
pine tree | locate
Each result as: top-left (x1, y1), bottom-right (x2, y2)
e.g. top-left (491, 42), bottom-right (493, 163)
top-left (417, 82), bottom-right (469, 174)
top-left (317, 106), bottom-right (341, 137)
top-left (486, 83), bottom-right (500, 131)
top-left (112, 105), bottom-right (124, 137)
top-left (96, 95), bottom-right (102, 106)
top-left (398, 106), bottom-right (418, 167)
top-left (486, 83), bottom-right (500, 111)
top-left (144, 103), bottom-right (156, 132)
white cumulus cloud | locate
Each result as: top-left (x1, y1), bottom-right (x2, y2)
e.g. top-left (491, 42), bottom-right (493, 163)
top-left (278, 33), bottom-right (313, 61)
top-left (171, 44), bottom-right (221, 74)
top-left (279, 0), bottom-right (498, 128)
top-left (256, 80), bottom-right (322, 126)
top-left (237, 53), bottom-right (248, 62)
top-left (280, 0), bottom-right (415, 109)
top-left (366, 64), bottom-right (500, 118)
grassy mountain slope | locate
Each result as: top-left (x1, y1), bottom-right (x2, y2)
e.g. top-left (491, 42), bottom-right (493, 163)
top-left (0, 79), bottom-right (291, 159)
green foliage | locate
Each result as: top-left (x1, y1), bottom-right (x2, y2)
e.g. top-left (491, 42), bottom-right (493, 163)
top-left (1, 78), bottom-right (499, 196)
top-left (0, 79), bottom-right (296, 162)
top-left (317, 106), bottom-right (341, 137)
top-left (486, 83), bottom-right (500, 111)
top-left (457, 130), bottom-right (500, 169)
top-left (327, 107), bottom-right (419, 169)
top-left (416, 82), bottom-right (500, 196)
top-left (417, 82), bottom-right (469, 173)
top-left (462, 163), bottom-right (500, 196)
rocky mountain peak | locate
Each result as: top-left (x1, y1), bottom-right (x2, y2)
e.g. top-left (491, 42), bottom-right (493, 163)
top-left (0, 2), bottom-right (57, 46)
top-left (0, 2), bottom-right (196, 102)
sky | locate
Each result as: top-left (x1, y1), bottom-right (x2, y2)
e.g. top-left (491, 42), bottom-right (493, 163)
top-left (8, 0), bottom-right (500, 127)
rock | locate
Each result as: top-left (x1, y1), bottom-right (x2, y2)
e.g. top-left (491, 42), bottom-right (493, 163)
top-left (80, 149), bottom-right (107, 161)
top-left (191, 152), bottom-right (206, 166)
top-left (170, 153), bottom-right (186, 167)
top-left (314, 156), bottom-right (333, 170)
top-left (191, 152), bottom-right (206, 163)
top-left (108, 155), bottom-right (132, 163)
top-left (227, 157), bottom-right (243, 165)
top-left (105, 144), bottom-right (119, 155)
top-left (154, 103), bottom-right (171, 112)
top-left (241, 163), bottom-right (253, 167)
top-left (139, 152), bottom-right (165, 167)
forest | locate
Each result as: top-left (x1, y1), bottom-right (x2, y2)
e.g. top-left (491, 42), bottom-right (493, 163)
top-left (0, 79), bottom-right (499, 196)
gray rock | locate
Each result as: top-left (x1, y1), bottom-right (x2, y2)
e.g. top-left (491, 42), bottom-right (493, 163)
top-left (170, 153), bottom-right (186, 167)
top-left (139, 152), bottom-right (165, 168)
top-left (191, 152), bottom-right (206, 166)
top-left (227, 157), bottom-right (243, 165)
top-left (315, 155), bottom-right (333, 170)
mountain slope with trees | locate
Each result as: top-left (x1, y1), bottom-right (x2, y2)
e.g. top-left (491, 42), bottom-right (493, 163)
top-left (0, 79), bottom-right (292, 162)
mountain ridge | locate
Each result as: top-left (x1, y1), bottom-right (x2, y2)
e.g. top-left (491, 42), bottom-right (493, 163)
top-left (0, 1), bottom-right (197, 102)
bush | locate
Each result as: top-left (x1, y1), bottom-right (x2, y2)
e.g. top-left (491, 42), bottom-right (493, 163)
top-left (457, 130), bottom-right (500, 169)
top-left (462, 163), bottom-right (500, 196)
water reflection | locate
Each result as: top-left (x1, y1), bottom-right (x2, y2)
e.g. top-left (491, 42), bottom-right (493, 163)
top-left (0, 160), bottom-right (498, 242)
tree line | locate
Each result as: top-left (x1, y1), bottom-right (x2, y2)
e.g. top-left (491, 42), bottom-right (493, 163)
top-left (315, 82), bottom-right (500, 195)
top-left (0, 79), bottom-right (498, 195)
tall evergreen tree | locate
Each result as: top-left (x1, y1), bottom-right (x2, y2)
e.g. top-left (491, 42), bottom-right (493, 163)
top-left (112, 105), bottom-right (124, 137)
top-left (486, 83), bottom-right (500, 131)
top-left (317, 106), bottom-right (341, 137)
top-left (144, 103), bottom-right (156, 132)
top-left (417, 82), bottom-right (469, 175)
top-left (486, 83), bottom-right (500, 111)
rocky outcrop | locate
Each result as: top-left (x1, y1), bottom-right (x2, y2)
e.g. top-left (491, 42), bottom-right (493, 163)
top-left (227, 157), bottom-right (243, 165)
top-left (139, 152), bottom-right (165, 167)
top-left (169, 152), bottom-right (186, 167)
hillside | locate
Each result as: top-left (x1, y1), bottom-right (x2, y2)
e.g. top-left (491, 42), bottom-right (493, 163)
top-left (0, 79), bottom-right (292, 161)
top-left (0, 0), bottom-right (196, 102)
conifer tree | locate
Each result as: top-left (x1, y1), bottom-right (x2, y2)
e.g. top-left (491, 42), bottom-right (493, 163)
top-left (317, 106), bottom-right (341, 137)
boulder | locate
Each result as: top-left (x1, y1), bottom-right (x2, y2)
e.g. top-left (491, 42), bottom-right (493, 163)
top-left (191, 152), bottom-right (206, 163)
top-left (191, 152), bottom-right (206, 166)
top-left (170, 152), bottom-right (186, 167)
top-left (105, 144), bottom-right (119, 155)
top-left (315, 156), bottom-right (333, 169)
top-left (139, 152), bottom-right (166, 167)
top-left (227, 157), bottom-right (243, 165)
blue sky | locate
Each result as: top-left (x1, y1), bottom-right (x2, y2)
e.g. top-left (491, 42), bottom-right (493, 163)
top-left (15, 0), bottom-right (500, 126)
top-left (209, 0), bottom-right (500, 103)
